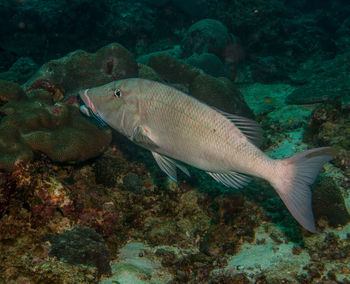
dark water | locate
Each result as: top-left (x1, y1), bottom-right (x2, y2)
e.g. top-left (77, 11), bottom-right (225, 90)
top-left (0, 0), bottom-right (349, 283)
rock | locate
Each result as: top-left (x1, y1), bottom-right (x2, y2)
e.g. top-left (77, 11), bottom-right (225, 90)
top-left (137, 46), bottom-right (182, 65)
top-left (287, 52), bottom-right (350, 105)
top-left (286, 86), bottom-right (338, 105)
top-left (137, 63), bottom-right (164, 82)
top-left (0, 89), bottom-right (111, 171)
top-left (45, 227), bottom-right (112, 275)
top-left (148, 53), bottom-right (253, 117)
top-left (148, 53), bottom-right (200, 84)
top-left (24, 43), bottom-right (138, 96)
top-left (0, 57), bottom-right (38, 84)
top-left (313, 177), bottom-right (350, 228)
top-left (186, 53), bottom-right (229, 78)
top-left (182, 19), bottom-right (231, 57)
top-left (93, 155), bottom-right (126, 187)
top-left (101, 242), bottom-right (173, 283)
top-left (190, 74), bottom-right (254, 117)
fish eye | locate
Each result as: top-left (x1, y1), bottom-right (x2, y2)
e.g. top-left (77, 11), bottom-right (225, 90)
top-left (114, 88), bottom-right (121, 98)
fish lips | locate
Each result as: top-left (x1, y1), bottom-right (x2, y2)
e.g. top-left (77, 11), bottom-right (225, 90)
top-left (78, 89), bottom-right (107, 126)
top-left (78, 89), bottom-right (97, 114)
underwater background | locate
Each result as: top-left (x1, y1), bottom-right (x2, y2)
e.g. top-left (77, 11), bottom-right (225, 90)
top-left (0, 0), bottom-right (350, 283)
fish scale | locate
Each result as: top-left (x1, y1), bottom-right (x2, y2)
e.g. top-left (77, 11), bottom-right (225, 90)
top-left (79, 78), bottom-right (335, 233)
top-left (142, 84), bottom-right (243, 170)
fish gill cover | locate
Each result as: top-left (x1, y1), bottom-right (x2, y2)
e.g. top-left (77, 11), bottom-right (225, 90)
top-left (0, 0), bottom-right (350, 283)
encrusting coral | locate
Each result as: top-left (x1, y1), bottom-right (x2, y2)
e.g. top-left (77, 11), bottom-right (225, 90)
top-left (24, 43), bottom-right (138, 96)
top-left (0, 80), bottom-right (111, 171)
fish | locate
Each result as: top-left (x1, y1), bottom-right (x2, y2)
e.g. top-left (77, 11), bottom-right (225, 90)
top-left (263, 96), bottom-right (275, 103)
top-left (79, 78), bottom-right (334, 233)
top-left (79, 104), bottom-right (107, 126)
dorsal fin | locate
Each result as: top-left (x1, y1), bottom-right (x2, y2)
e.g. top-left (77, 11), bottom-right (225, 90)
top-left (213, 108), bottom-right (263, 147)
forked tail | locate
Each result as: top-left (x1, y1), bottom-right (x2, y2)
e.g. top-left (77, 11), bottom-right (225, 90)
top-left (270, 147), bottom-right (335, 233)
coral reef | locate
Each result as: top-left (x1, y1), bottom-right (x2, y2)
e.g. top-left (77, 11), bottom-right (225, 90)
top-left (1, 0), bottom-right (350, 282)
top-left (0, 142), bottom-right (267, 283)
top-left (0, 162), bottom-right (100, 283)
top-left (148, 52), bottom-right (200, 83)
top-left (0, 80), bottom-right (111, 171)
top-left (0, 57), bottom-right (38, 84)
top-left (190, 74), bottom-right (253, 117)
top-left (44, 227), bottom-right (112, 275)
top-left (186, 52), bottom-right (229, 78)
top-left (0, 79), bottom-right (26, 105)
top-left (138, 63), bottom-right (164, 82)
top-left (147, 52), bottom-right (253, 117)
top-left (93, 155), bottom-right (127, 188)
top-left (312, 177), bottom-right (350, 228)
top-left (24, 43), bottom-right (138, 96)
top-left (305, 102), bottom-right (350, 176)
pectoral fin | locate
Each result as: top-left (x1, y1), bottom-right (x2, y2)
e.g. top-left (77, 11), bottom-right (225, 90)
top-left (152, 152), bottom-right (190, 182)
top-left (132, 126), bottom-right (158, 150)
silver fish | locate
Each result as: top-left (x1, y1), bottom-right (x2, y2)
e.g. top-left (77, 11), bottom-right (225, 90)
top-left (79, 78), bottom-right (334, 233)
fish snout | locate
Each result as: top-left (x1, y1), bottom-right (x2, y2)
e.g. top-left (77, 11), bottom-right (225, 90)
top-left (78, 89), bottom-right (97, 114)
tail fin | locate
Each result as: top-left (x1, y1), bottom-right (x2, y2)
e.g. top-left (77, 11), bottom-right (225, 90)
top-left (271, 147), bottom-right (335, 233)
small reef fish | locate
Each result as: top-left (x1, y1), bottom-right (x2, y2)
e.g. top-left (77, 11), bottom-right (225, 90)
top-left (79, 104), bottom-right (107, 126)
top-left (79, 78), bottom-right (334, 233)
top-left (263, 96), bottom-right (275, 103)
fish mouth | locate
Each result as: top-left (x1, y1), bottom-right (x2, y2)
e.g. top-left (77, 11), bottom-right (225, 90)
top-left (77, 93), bottom-right (85, 106)
top-left (78, 89), bottom-right (97, 114)
top-left (78, 89), bottom-right (107, 126)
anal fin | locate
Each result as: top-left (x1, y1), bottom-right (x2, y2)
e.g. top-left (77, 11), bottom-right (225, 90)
top-left (207, 171), bottom-right (251, 189)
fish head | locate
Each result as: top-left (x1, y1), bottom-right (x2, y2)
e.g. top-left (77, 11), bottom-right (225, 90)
top-left (79, 80), bottom-right (130, 116)
top-left (78, 79), bottom-right (139, 134)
